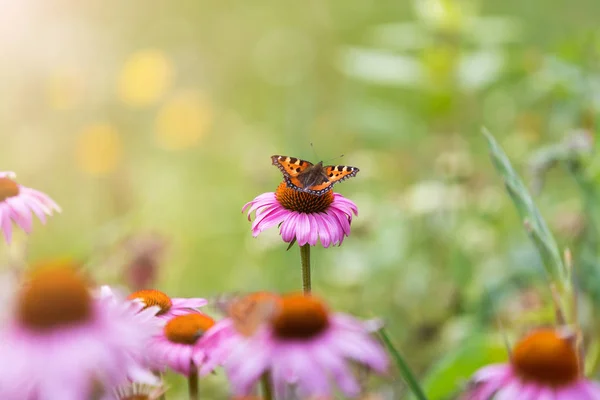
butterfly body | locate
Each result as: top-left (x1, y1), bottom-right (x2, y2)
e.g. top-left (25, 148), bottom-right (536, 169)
top-left (271, 155), bottom-right (359, 195)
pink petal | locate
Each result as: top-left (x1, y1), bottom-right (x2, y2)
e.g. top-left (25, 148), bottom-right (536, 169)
top-left (171, 298), bottom-right (208, 309)
top-left (7, 197), bottom-right (32, 233)
top-left (311, 342), bottom-right (360, 396)
top-left (307, 214), bottom-right (318, 246)
top-left (251, 206), bottom-right (289, 233)
top-left (280, 213), bottom-right (298, 242)
top-left (316, 214), bottom-right (332, 248)
top-left (329, 208), bottom-right (351, 236)
top-left (295, 213), bottom-right (311, 246)
top-left (1, 208), bottom-right (13, 244)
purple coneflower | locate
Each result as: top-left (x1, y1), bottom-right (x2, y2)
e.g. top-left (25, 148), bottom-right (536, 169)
top-left (128, 289), bottom-right (207, 320)
top-left (147, 312), bottom-right (235, 399)
top-left (225, 293), bottom-right (388, 399)
top-left (243, 182), bottom-right (358, 248)
top-left (199, 291), bottom-right (284, 376)
top-left (463, 328), bottom-right (600, 399)
top-left (147, 311), bottom-right (236, 377)
top-left (0, 263), bottom-right (161, 400)
top-left (0, 171), bottom-right (61, 243)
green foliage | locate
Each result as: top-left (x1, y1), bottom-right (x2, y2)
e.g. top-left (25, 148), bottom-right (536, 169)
top-left (483, 128), bottom-right (566, 284)
top-left (417, 334), bottom-right (507, 400)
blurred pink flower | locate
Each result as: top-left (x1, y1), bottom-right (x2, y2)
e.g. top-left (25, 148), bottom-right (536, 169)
top-left (463, 329), bottom-right (600, 400)
top-left (127, 289), bottom-right (207, 320)
top-left (225, 293), bottom-right (387, 398)
top-left (0, 171), bottom-right (61, 243)
top-left (243, 182), bottom-right (358, 248)
top-left (198, 291), bottom-right (284, 376)
top-left (0, 265), bottom-right (161, 400)
top-left (147, 313), bottom-right (233, 376)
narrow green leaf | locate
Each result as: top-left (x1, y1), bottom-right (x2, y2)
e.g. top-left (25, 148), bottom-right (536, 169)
top-left (414, 334), bottom-right (507, 400)
top-left (379, 328), bottom-right (428, 400)
top-left (482, 128), bottom-right (566, 282)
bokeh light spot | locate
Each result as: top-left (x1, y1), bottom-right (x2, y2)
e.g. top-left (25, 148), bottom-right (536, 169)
top-left (76, 123), bottom-right (122, 175)
top-left (118, 49), bottom-right (173, 107)
top-left (155, 90), bottom-right (213, 150)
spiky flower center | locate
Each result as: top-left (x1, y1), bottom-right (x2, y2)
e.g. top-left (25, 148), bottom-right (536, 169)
top-left (122, 396), bottom-right (149, 400)
top-left (512, 329), bottom-right (579, 387)
top-left (275, 182), bottom-right (334, 213)
top-left (228, 291), bottom-right (282, 336)
top-left (272, 294), bottom-right (330, 340)
top-left (17, 263), bottom-right (92, 331)
top-left (0, 178), bottom-right (19, 202)
top-left (164, 313), bottom-right (215, 345)
top-left (128, 289), bottom-right (172, 315)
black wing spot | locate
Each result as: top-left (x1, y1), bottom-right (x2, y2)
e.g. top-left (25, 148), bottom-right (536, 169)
top-left (289, 157), bottom-right (298, 164)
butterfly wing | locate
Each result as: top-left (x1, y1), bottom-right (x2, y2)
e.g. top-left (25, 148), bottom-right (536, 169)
top-left (271, 155), bottom-right (360, 195)
top-left (227, 293), bottom-right (281, 337)
top-left (271, 155), bottom-right (314, 191)
top-left (292, 165), bottom-right (360, 195)
top-left (304, 165), bottom-right (359, 194)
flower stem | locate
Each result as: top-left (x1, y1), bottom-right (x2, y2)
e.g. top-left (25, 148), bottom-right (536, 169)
top-left (188, 367), bottom-right (199, 400)
top-left (379, 328), bottom-right (428, 400)
top-left (300, 244), bottom-right (311, 293)
top-left (260, 371), bottom-right (274, 400)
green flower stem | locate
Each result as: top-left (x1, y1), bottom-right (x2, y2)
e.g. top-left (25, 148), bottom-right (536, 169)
top-left (300, 244), bottom-right (311, 293)
top-left (261, 371), bottom-right (274, 400)
top-left (379, 328), bottom-right (428, 400)
top-left (188, 367), bottom-right (199, 400)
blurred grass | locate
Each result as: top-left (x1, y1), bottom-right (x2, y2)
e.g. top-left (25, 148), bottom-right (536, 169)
top-left (2, 0), bottom-right (600, 398)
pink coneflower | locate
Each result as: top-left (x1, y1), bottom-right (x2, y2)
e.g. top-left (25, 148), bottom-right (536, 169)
top-left (463, 328), bottom-right (600, 399)
top-left (147, 312), bottom-right (231, 377)
top-left (198, 291), bottom-right (283, 376)
top-left (0, 263), bottom-right (161, 400)
top-left (225, 293), bottom-right (388, 399)
top-left (243, 182), bottom-right (358, 248)
top-left (128, 289), bottom-right (207, 319)
top-left (0, 171), bottom-right (61, 243)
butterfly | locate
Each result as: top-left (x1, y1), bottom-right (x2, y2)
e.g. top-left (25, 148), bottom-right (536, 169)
top-left (271, 155), bottom-right (359, 195)
top-left (211, 292), bottom-right (281, 337)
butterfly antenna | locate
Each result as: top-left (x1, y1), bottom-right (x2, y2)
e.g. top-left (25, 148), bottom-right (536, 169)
top-left (310, 142), bottom-right (321, 161)
top-left (324, 154), bottom-right (345, 164)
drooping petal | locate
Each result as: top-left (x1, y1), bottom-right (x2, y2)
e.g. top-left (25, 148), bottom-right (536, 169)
top-left (315, 213), bottom-right (332, 248)
top-left (306, 214), bottom-right (319, 246)
top-left (295, 213), bottom-right (311, 246)
top-left (279, 213), bottom-right (298, 242)
top-left (170, 298), bottom-right (208, 309)
top-left (7, 197), bottom-right (32, 233)
top-left (1, 208), bottom-right (13, 244)
top-left (311, 341), bottom-right (360, 396)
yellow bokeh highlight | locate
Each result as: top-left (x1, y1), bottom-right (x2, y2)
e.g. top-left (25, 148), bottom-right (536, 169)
top-left (155, 90), bottom-right (213, 150)
top-left (76, 124), bottom-right (122, 175)
top-left (117, 49), bottom-right (173, 107)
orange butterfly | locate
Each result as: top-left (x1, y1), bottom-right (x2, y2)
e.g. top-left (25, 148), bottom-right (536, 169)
top-left (271, 155), bottom-right (359, 195)
top-left (217, 292), bottom-right (281, 337)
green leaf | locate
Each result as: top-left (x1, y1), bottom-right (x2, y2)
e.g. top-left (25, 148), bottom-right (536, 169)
top-left (379, 328), bottom-right (429, 400)
top-left (414, 334), bottom-right (507, 400)
top-left (482, 128), bottom-right (566, 283)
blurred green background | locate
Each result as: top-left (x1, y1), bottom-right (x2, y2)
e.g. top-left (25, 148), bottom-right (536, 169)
top-left (2, 0), bottom-right (600, 398)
